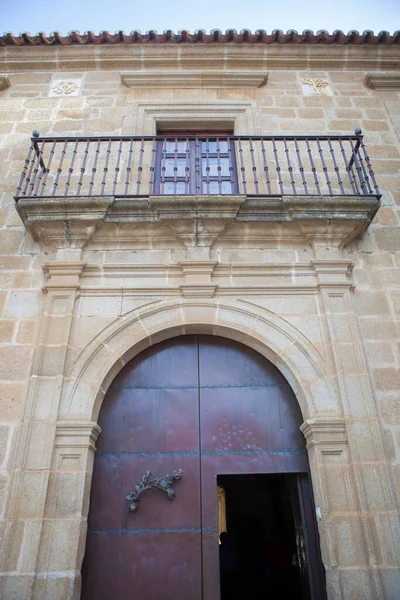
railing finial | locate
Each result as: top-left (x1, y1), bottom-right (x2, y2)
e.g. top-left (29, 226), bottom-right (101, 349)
top-left (32, 130), bottom-right (40, 138)
top-left (355, 128), bottom-right (362, 136)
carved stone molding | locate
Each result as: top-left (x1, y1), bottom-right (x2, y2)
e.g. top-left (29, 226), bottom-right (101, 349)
top-left (49, 78), bottom-right (82, 97)
top-left (42, 261), bottom-right (86, 291)
top-left (0, 74), bottom-right (11, 90)
top-left (55, 420), bottom-right (101, 452)
top-left (179, 260), bottom-right (217, 298)
top-left (301, 78), bottom-right (332, 96)
top-left (311, 259), bottom-right (354, 287)
top-left (128, 100), bottom-right (256, 135)
top-left (121, 70), bottom-right (268, 89)
top-left (300, 418), bottom-right (347, 453)
top-left (364, 72), bottom-right (400, 90)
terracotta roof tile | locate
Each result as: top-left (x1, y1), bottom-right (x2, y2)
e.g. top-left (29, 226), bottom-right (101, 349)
top-left (0, 29), bottom-right (399, 46)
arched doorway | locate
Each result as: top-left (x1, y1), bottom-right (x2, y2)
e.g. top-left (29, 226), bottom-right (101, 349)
top-left (81, 335), bottom-right (326, 599)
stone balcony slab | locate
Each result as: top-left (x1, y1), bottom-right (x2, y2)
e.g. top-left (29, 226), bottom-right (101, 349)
top-left (16, 193), bottom-right (380, 251)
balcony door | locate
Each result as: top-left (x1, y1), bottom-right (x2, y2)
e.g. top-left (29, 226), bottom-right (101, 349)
top-left (81, 335), bottom-right (326, 600)
top-left (154, 131), bottom-right (238, 194)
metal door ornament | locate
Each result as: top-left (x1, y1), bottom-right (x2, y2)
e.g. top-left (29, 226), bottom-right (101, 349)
top-left (123, 469), bottom-right (183, 531)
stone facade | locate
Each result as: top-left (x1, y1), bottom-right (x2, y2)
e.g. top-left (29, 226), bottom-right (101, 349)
top-left (0, 34), bottom-right (399, 599)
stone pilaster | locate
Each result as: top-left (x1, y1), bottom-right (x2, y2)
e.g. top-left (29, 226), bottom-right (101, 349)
top-left (0, 262), bottom-right (85, 600)
top-left (311, 259), bottom-right (400, 599)
top-left (33, 421), bottom-right (100, 600)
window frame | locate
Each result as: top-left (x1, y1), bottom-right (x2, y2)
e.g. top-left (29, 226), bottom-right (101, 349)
top-left (154, 132), bottom-right (238, 195)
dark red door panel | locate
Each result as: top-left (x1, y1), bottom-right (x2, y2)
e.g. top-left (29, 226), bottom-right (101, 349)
top-left (81, 336), bottom-right (202, 600)
top-left (82, 531), bottom-right (202, 600)
top-left (198, 336), bottom-right (308, 600)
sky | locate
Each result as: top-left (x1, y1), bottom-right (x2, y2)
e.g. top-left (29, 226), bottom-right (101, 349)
top-left (1, 0), bottom-right (399, 35)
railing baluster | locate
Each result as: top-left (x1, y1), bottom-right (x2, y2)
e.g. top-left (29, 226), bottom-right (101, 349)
top-left (249, 138), bottom-right (259, 195)
top-left (51, 140), bottom-right (68, 196)
top-left (317, 138), bottom-right (332, 195)
top-left (124, 139), bottom-right (134, 195)
top-left (217, 137), bottom-right (223, 195)
top-left (205, 137), bottom-right (210, 194)
top-left (173, 137), bottom-right (178, 195)
top-left (22, 141), bottom-right (38, 197)
top-left (195, 137), bottom-right (201, 194)
top-left (283, 138), bottom-right (296, 195)
top-left (185, 137), bottom-right (190, 194)
top-left (338, 138), bottom-right (357, 194)
top-left (327, 138), bottom-right (344, 195)
top-left (260, 138), bottom-right (271, 195)
top-left (228, 139), bottom-right (235, 194)
top-left (76, 139), bottom-right (90, 197)
top-left (160, 139), bottom-right (166, 195)
top-left (148, 138), bottom-right (157, 195)
top-left (272, 138), bottom-right (284, 195)
top-left (64, 139), bottom-right (79, 197)
top-left (294, 139), bottom-right (308, 195)
top-left (305, 138), bottom-right (321, 195)
top-left (124, 138), bottom-right (134, 196)
top-left (353, 129), bottom-right (373, 194)
top-left (112, 139), bottom-right (123, 195)
top-left (37, 139), bottom-right (56, 197)
top-left (16, 141), bottom-right (34, 198)
top-left (89, 139), bottom-right (101, 196)
top-left (30, 139), bottom-right (46, 197)
top-left (349, 138), bottom-right (367, 194)
top-left (238, 138), bottom-right (247, 195)
top-left (100, 139), bottom-right (112, 196)
top-left (135, 138), bottom-right (144, 195)
top-left (359, 134), bottom-right (380, 196)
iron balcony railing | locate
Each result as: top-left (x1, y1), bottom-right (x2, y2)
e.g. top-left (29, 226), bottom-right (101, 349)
top-left (15, 129), bottom-right (380, 200)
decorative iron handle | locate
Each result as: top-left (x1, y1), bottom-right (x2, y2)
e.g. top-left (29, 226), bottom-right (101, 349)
top-left (123, 469), bottom-right (183, 531)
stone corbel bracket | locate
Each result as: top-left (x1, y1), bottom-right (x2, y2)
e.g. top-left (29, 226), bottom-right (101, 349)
top-left (149, 195), bottom-right (245, 248)
top-left (364, 72), bottom-right (400, 90)
top-left (121, 70), bottom-right (269, 88)
top-left (16, 193), bottom-right (380, 250)
top-left (238, 195), bottom-right (379, 225)
top-left (16, 196), bottom-right (114, 250)
top-left (0, 74), bottom-right (11, 90)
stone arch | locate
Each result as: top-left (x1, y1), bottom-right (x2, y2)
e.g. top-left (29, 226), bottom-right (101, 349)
top-left (51, 298), bottom-right (351, 597)
top-left (61, 299), bottom-right (340, 423)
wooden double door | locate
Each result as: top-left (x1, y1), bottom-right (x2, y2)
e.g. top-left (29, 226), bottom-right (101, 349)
top-left (81, 335), bottom-right (325, 599)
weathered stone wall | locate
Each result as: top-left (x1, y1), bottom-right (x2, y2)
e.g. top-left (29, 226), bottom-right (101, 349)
top-left (0, 43), bottom-right (399, 599)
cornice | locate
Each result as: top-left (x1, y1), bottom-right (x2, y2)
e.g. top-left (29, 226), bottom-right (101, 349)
top-left (1, 44), bottom-right (400, 72)
top-left (75, 285), bottom-right (341, 296)
top-left (76, 260), bottom-right (355, 295)
top-left (82, 262), bottom-right (316, 278)
top-left (121, 70), bottom-right (268, 88)
top-left (364, 72), bottom-right (400, 89)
